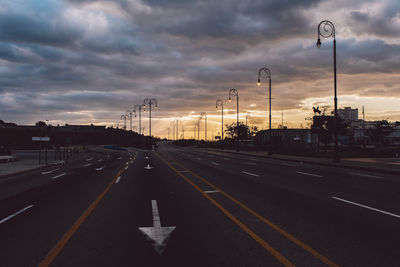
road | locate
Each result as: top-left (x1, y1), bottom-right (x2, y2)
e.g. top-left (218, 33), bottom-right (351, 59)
top-left (1, 143), bottom-right (400, 266)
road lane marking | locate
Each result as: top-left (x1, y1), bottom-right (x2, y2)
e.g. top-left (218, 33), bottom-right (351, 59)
top-left (0, 205), bottom-right (34, 225)
top-left (211, 162), bottom-right (220, 166)
top-left (246, 162), bottom-right (258, 166)
top-left (39, 162), bottom-right (131, 267)
top-left (165, 156), bottom-right (339, 267)
top-left (138, 200), bottom-right (176, 255)
top-left (98, 159), bottom-right (103, 162)
top-left (281, 163), bottom-right (297, 167)
top-left (241, 171), bottom-right (260, 177)
top-left (349, 172), bottom-right (383, 179)
top-left (117, 157), bottom-right (122, 159)
top-left (332, 197), bottom-right (400, 219)
top-left (86, 158), bottom-right (93, 161)
top-left (223, 158), bottom-right (230, 160)
top-left (197, 157), bottom-right (201, 160)
top-left (157, 155), bottom-right (294, 267)
top-left (84, 163), bottom-right (92, 167)
top-left (204, 190), bottom-right (219, 194)
top-left (41, 168), bottom-right (60, 175)
top-left (115, 177), bottom-right (121, 183)
top-left (51, 173), bottom-right (66, 179)
top-left (96, 166), bottom-right (106, 171)
top-left (296, 171), bottom-right (322, 178)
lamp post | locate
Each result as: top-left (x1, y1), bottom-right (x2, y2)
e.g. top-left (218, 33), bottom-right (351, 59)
top-left (134, 104), bottom-right (145, 135)
top-left (201, 112), bottom-right (207, 141)
top-left (229, 88), bottom-right (239, 152)
top-left (257, 67), bottom-right (272, 155)
top-left (121, 114), bottom-right (127, 131)
top-left (216, 99), bottom-right (224, 142)
top-left (197, 118), bottom-right (200, 141)
top-left (246, 113), bottom-right (250, 139)
top-left (317, 20), bottom-right (339, 163)
top-left (143, 98), bottom-right (158, 137)
top-left (126, 110), bottom-right (133, 131)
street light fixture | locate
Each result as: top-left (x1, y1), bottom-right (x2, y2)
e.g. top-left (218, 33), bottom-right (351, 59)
top-left (121, 114), bottom-right (127, 130)
top-left (257, 67), bottom-right (272, 155)
top-left (201, 112), bottom-right (207, 141)
top-left (228, 88), bottom-right (239, 152)
top-left (216, 99), bottom-right (224, 142)
top-left (317, 20), bottom-right (339, 162)
top-left (143, 98), bottom-right (158, 137)
top-left (134, 104), bottom-right (145, 135)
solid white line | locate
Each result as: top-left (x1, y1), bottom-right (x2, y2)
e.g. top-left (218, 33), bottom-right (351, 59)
top-left (52, 173), bottom-right (66, 179)
top-left (246, 162), bottom-right (257, 166)
top-left (84, 163), bottom-right (92, 167)
top-left (204, 190), bottom-right (219, 194)
top-left (350, 172), bottom-right (383, 179)
top-left (241, 171), bottom-right (260, 177)
top-left (115, 177), bottom-right (121, 183)
top-left (211, 162), bottom-right (220, 166)
top-left (41, 168), bottom-right (60, 175)
top-left (332, 197), bottom-right (400, 219)
top-left (296, 171), bottom-right (323, 178)
top-left (0, 205), bottom-right (34, 225)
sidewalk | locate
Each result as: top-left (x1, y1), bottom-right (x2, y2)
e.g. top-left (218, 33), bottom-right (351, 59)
top-left (204, 148), bottom-right (400, 175)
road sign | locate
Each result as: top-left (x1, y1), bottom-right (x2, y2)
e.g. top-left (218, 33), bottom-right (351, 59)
top-left (32, 137), bottom-right (50, 142)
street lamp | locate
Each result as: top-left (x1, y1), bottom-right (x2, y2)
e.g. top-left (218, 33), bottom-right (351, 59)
top-left (317, 20), bottom-right (339, 162)
top-left (201, 112), bottom-right (207, 141)
top-left (126, 110), bottom-right (133, 131)
top-left (143, 98), bottom-right (157, 137)
top-left (216, 99), bottom-right (224, 142)
top-left (121, 114), bottom-right (127, 130)
top-left (257, 67), bottom-right (272, 155)
top-left (228, 88), bottom-right (239, 151)
top-left (134, 104), bottom-right (145, 135)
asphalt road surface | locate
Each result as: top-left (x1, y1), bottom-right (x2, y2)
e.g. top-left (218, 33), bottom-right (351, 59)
top-left (1, 143), bottom-right (400, 266)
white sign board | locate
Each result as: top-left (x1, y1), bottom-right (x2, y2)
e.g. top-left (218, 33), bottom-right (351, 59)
top-left (32, 137), bottom-right (50, 142)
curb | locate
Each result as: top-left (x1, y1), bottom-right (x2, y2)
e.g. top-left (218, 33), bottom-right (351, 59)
top-left (205, 149), bottom-right (400, 176)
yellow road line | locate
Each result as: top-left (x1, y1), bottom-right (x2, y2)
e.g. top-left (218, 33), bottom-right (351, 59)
top-left (38, 160), bottom-right (132, 267)
top-left (157, 153), bottom-right (295, 267)
top-left (163, 153), bottom-right (339, 267)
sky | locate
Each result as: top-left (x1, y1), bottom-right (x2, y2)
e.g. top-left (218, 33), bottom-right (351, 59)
top-left (1, 0), bottom-right (400, 139)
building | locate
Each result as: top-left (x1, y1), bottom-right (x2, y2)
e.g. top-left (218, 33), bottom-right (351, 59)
top-left (333, 107), bottom-right (358, 121)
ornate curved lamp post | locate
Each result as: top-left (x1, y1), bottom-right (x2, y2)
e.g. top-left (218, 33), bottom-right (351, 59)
top-left (216, 99), bottom-right (224, 141)
top-left (143, 98), bottom-right (158, 137)
top-left (317, 20), bottom-right (339, 162)
top-left (121, 114), bottom-right (127, 131)
top-left (126, 110), bottom-right (133, 131)
top-left (201, 112), bottom-right (207, 141)
top-left (228, 88), bottom-right (239, 151)
top-left (258, 67), bottom-right (272, 155)
top-left (134, 104), bottom-right (145, 135)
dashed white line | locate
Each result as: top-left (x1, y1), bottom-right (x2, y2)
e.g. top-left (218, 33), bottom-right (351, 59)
top-left (98, 159), bottom-right (103, 162)
top-left (332, 196), bottom-right (400, 219)
top-left (41, 168), bottom-right (60, 175)
top-left (349, 172), bottom-right (383, 179)
top-left (96, 166), bottom-right (106, 171)
top-left (211, 162), bottom-right (220, 166)
top-left (0, 205), bottom-right (34, 225)
top-left (204, 190), bottom-right (219, 194)
top-left (52, 173), bottom-right (66, 179)
top-left (241, 171), bottom-right (260, 177)
top-left (86, 158), bottom-right (93, 161)
top-left (115, 177), bottom-right (121, 183)
top-left (84, 163), bottom-right (92, 167)
top-left (296, 171), bottom-right (323, 178)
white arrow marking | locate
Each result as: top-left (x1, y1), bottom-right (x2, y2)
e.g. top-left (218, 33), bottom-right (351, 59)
top-left (144, 164), bottom-right (154, 170)
top-left (41, 168), bottom-right (60, 175)
top-left (138, 200), bottom-right (176, 255)
top-left (96, 166), bottom-right (106, 171)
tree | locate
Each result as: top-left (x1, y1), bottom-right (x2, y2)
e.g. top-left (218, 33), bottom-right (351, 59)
top-left (224, 122), bottom-right (257, 140)
top-left (369, 120), bottom-right (394, 147)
